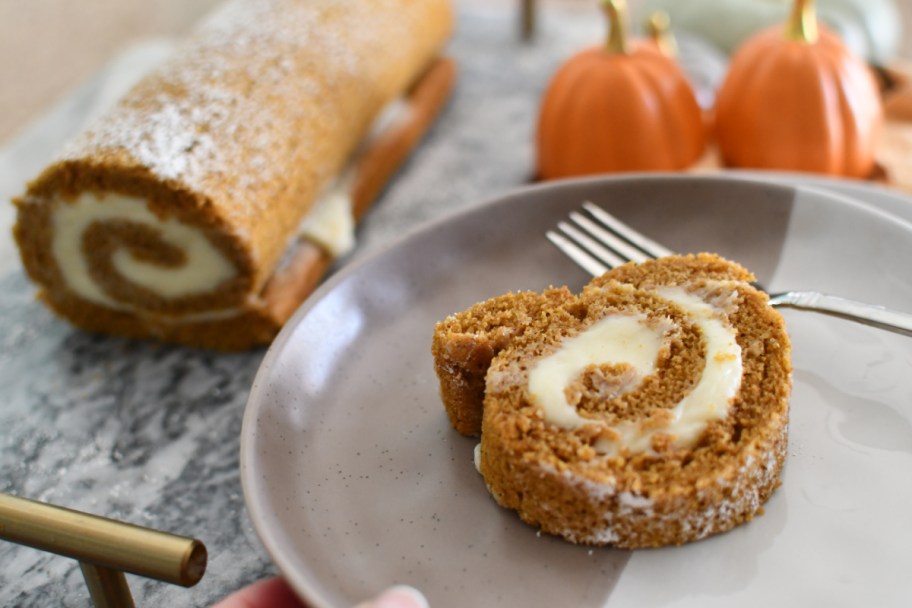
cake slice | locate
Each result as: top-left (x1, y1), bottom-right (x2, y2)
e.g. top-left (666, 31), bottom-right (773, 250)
top-left (432, 254), bottom-right (792, 547)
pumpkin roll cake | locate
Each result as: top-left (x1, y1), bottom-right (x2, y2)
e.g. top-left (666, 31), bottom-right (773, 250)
top-left (14, 0), bottom-right (454, 350)
top-left (432, 254), bottom-right (792, 548)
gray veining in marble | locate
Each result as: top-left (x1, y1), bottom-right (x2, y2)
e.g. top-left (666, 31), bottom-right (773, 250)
top-left (0, 5), bottom-right (726, 606)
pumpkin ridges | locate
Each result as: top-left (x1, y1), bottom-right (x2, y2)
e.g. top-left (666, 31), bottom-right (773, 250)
top-left (792, 46), bottom-right (841, 172)
top-left (585, 54), bottom-right (641, 173)
top-left (833, 81), bottom-right (862, 177)
top-left (635, 51), bottom-right (705, 168)
top-left (814, 29), bottom-right (863, 175)
top-left (604, 53), bottom-right (695, 171)
top-left (718, 29), bottom-right (831, 171)
top-left (536, 49), bottom-right (608, 176)
top-left (777, 43), bottom-right (843, 172)
top-left (821, 40), bottom-right (881, 176)
top-left (536, 56), bottom-right (569, 177)
top-left (715, 29), bottom-right (784, 168)
top-left (714, 30), bottom-right (761, 161)
top-left (816, 46), bottom-right (853, 174)
top-left (737, 41), bottom-right (828, 172)
top-left (567, 49), bottom-right (703, 174)
top-left (561, 54), bottom-right (651, 174)
top-left (745, 43), bottom-right (806, 169)
top-left (840, 31), bottom-right (881, 177)
top-left (547, 54), bottom-right (591, 177)
top-left (542, 47), bottom-right (614, 177)
top-left (632, 55), bottom-right (684, 169)
top-left (534, 61), bottom-right (565, 177)
top-left (561, 55), bottom-right (624, 175)
top-left (714, 14), bottom-right (881, 178)
top-left (620, 57), bottom-right (673, 170)
top-left (536, 50), bottom-right (594, 178)
top-left (779, 28), bottom-right (879, 176)
top-left (639, 41), bottom-right (707, 166)
top-left (535, 25), bottom-right (706, 178)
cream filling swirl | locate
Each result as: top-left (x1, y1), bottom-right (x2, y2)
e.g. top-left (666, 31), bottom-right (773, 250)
top-left (297, 98), bottom-right (413, 258)
top-left (52, 192), bottom-right (237, 310)
top-left (527, 286), bottom-right (743, 456)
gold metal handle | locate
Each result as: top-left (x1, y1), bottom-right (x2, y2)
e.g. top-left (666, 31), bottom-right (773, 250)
top-left (0, 492), bottom-right (207, 607)
top-left (80, 563), bottom-right (136, 608)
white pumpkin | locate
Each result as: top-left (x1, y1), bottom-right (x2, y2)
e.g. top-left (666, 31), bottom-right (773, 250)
top-left (638, 0), bottom-right (901, 64)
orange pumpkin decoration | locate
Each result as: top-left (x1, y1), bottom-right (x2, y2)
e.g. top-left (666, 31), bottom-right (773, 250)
top-left (714, 0), bottom-right (882, 178)
top-left (536, 0), bottom-right (705, 180)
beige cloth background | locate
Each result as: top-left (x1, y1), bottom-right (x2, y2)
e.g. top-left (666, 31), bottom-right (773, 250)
top-left (1, 0), bottom-right (911, 145)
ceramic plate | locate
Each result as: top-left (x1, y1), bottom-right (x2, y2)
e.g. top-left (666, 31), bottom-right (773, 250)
top-left (241, 174), bottom-right (912, 608)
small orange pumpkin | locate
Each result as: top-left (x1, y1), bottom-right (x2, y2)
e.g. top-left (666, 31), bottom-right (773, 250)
top-left (536, 0), bottom-right (705, 180)
top-left (714, 0), bottom-right (882, 178)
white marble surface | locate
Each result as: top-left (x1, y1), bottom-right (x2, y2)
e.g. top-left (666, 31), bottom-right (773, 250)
top-left (1, 5), bottom-right (665, 606)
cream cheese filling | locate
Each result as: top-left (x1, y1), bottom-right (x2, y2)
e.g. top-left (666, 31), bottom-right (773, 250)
top-left (297, 97), bottom-right (412, 257)
top-left (527, 286), bottom-right (743, 456)
top-left (528, 312), bottom-right (669, 429)
top-left (52, 191), bottom-right (237, 309)
top-left (298, 184), bottom-right (356, 257)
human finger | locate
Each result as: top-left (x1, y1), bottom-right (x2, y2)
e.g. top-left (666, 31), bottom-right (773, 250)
top-left (212, 576), bottom-right (306, 608)
top-left (355, 585), bottom-right (429, 608)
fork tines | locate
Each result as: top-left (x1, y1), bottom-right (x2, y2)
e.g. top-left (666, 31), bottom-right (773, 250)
top-left (546, 202), bottom-right (675, 277)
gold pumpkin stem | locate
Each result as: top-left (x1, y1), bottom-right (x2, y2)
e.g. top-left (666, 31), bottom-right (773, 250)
top-left (601, 0), bottom-right (629, 54)
top-left (785, 0), bottom-right (818, 44)
top-left (646, 10), bottom-right (678, 57)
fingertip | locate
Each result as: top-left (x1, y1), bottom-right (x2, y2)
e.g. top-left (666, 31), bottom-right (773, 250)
top-left (381, 585), bottom-right (429, 608)
top-left (356, 584), bottom-right (429, 608)
top-left (213, 576), bottom-right (305, 608)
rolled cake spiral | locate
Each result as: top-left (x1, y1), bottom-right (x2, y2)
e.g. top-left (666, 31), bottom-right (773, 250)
top-left (14, 0), bottom-right (453, 349)
top-left (432, 254), bottom-right (792, 548)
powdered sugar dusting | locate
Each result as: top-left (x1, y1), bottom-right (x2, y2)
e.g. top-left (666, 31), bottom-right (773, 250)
top-left (543, 438), bottom-right (783, 547)
top-left (55, 0), bottom-right (449, 262)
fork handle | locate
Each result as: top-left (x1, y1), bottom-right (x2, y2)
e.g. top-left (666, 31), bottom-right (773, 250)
top-left (768, 291), bottom-right (912, 337)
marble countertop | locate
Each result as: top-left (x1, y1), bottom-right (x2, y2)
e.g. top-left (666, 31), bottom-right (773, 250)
top-left (0, 5), bottom-right (606, 605)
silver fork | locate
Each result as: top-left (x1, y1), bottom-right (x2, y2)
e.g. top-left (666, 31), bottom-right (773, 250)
top-left (547, 201), bottom-right (912, 338)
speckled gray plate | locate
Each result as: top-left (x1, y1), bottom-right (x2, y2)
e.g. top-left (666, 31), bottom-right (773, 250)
top-left (241, 174), bottom-right (912, 608)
